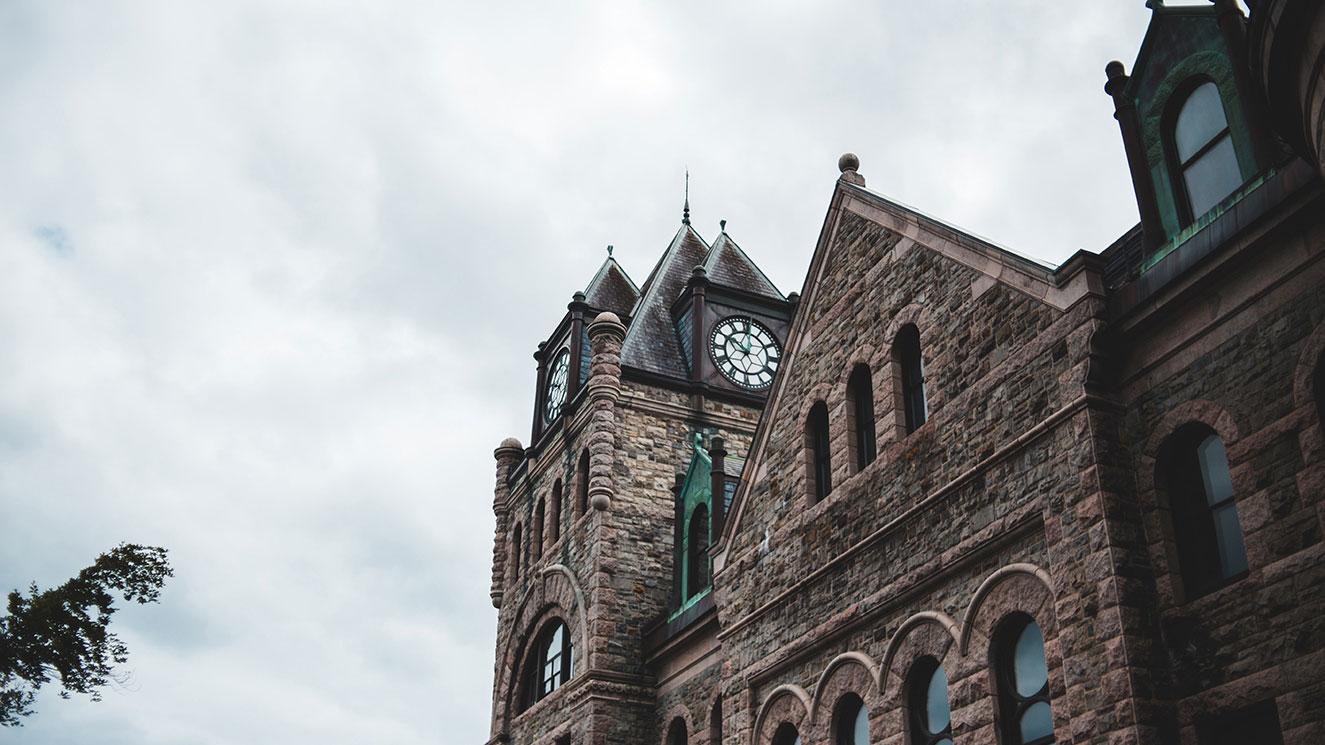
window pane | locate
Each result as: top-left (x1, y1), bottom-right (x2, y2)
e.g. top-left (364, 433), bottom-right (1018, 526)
top-left (1183, 135), bottom-right (1241, 218)
top-left (1014, 622), bottom-right (1049, 698)
top-left (1175, 82), bottom-right (1228, 161)
top-left (1019, 701), bottom-right (1054, 742)
top-left (926, 665), bottom-right (951, 733)
top-left (1214, 503), bottom-right (1249, 577)
top-left (853, 702), bottom-right (869, 745)
top-left (1196, 435), bottom-right (1233, 506)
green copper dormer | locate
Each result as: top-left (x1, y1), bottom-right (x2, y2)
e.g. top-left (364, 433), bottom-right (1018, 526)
top-left (1106, 1), bottom-right (1283, 265)
top-left (668, 434), bottom-right (735, 619)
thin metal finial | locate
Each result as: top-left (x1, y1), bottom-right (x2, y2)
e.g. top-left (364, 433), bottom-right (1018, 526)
top-left (607, 244), bottom-right (613, 257)
top-left (682, 170), bottom-right (690, 225)
top-left (720, 219), bottom-right (727, 233)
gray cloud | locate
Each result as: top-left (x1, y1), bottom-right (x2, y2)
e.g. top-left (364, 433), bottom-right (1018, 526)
top-left (1, 1), bottom-right (1154, 742)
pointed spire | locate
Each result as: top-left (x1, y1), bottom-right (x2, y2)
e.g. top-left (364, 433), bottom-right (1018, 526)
top-left (682, 170), bottom-right (691, 225)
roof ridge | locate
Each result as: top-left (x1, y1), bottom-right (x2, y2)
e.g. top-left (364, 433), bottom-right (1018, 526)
top-left (702, 231), bottom-right (785, 299)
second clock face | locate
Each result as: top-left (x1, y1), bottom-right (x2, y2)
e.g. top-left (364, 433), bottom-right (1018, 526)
top-left (543, 349), bottom-right (570, 423)
top-left (710, 316), bottom-right (780, 389)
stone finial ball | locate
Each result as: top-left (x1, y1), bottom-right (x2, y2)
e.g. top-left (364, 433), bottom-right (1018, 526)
top-left (498, 437), bottom-right (523, 450)
top-left (593, 311), bottom-right (621, 325)
top-left (590, 493), bottom-right (611, 511)
top-left (838, 152), bottom-right (860, 173)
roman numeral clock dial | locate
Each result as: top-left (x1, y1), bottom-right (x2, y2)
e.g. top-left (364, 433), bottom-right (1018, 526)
top-left (709, 316), bottom-right (781, 389)
top-left (543, 348), bottom-right (570, 424)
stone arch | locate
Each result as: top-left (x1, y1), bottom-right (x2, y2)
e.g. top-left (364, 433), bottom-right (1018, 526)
top-left (753, 684), bottom-right (811, 745)
top-left (957, 563), bottom-right (1056, 658)
top-left (660, 704), bottom-right (692, 745)
top-left (496, 564), bottom-right (590, 729)
top-left (808, 651), bottom-right (881, 724)
top-left (1140, 399), bottom-right (1242, 493)
top-left (881, 611), bottom-right (962, 698)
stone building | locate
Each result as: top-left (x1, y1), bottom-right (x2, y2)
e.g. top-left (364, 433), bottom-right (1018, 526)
top-left (483, 3), bottom-right (1325, 744)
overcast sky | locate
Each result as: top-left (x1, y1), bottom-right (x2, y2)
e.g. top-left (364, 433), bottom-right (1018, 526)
top-left (0, 2), bottom-right (1163, 743)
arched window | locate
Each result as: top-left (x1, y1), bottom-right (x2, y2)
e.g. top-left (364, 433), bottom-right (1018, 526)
top-left (772, 722), bottom-right (802, 745)
top-left (667, 716), bottom-right (688, 745)
top-left (549, 480), bottom-right (563, 546)
top-left (1160, 424), bottom-right (1247, 596)
top-left (511, 522), bottom-right (523, 579)
top-left (687, 503), bottom-right (711, 598)
top-left (532, 497), bottom-right (545, 561)
top-left (520, 619), bottom-right (573, 710)
top-left (833, 693), bottom-right (870, 745)
top-left (994, 615), bottom-right (1054, 745)
top-left (895, 325), bottom-right (927, 434)
top-left (576, 449), bottom-right (590, 516)
top-left (709, 699), bottom-right (723, 745)
top-left (1171, 80), bottom-right (1242, 223)
top-left (807, 401), bottom-right (832, 502)
top-left (848, 364), bottom-right (877, 472)
top-left (907, 657), bottom-right (952, 745)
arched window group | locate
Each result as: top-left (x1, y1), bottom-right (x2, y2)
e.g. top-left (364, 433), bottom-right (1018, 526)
top-left (807, 401), bottom-right (832, 502)
top-left (520, 619), bottom-right (573, 711)
top-left (1169, 80), bottom-right (1242, 224)
top-left (1160, 424), bottom-right (1247, 597)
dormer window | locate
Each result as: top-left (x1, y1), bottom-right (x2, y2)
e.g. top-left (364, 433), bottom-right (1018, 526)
top-left (1172, 81), bottom-right (1241, 223)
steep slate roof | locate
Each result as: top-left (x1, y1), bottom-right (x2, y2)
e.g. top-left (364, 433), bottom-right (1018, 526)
top-left (703, 232), bottom-right (784, 300)
top-left (582, 256), bottom-right (640, 317)
top-left (621, 224), bottom-right (712, 378)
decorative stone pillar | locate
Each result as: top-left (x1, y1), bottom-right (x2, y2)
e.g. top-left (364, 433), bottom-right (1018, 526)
top-left (490, 437), bottom-right (524, 608)
top-left (585, 311), bottom-right (626, 511)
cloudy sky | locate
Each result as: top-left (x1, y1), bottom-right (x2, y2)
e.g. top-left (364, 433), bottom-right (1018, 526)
top-left (0, 1), bottom-right (1164, 742)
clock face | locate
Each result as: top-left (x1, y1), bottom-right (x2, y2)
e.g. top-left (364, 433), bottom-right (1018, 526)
top-left (710, 316), bottom-right (781, 389)
top-left (543, 349), bottom-right (570, 424)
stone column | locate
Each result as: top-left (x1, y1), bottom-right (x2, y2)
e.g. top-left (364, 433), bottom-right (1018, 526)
top-left (490, 437), bottom-right (524, 609)
top-left (585, 311), bottom-right (626, 512)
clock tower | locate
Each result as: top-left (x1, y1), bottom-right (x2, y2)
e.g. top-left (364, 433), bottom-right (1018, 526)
top-left (486, 204), bottom-right (792, 745)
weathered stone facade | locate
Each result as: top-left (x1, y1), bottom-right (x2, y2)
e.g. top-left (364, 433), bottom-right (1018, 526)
top-left (483, 4), bottom-right (1324, 744)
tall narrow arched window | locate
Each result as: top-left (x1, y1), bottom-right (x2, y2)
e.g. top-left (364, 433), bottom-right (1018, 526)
top-left (807, 401), bottom-right (832, 502)
top-left (848, 364), bottom-right (877, 472)
top-left (994, 615), bottom-right (1054, 745)
top-left (549, 480), bottom-right (562, 546)
top-left (907, 658), bottom-right (953, 745)
top-left (576, 449), bottom-right (590, 517)
top-left (532, 497), bottom-right (545, 561)
top-left (895, 325), bottom-right (927, 434)
top-left (1171, 80), bottom-right (1242, 223)
top-left (1161, 425), bottom-right (1247, 596)
top-left (833, 693), bottom-right (870, 745)
top-left (709, 700), bottom-right (723, 745)
top-left (511, 522), bottom-right (523, 579)
top-left (520, 619), bottom-right (573, 710)
top-left (687, 503), bottom-right (711, 599)
top-left (773, 722), bottom-right (802, 745)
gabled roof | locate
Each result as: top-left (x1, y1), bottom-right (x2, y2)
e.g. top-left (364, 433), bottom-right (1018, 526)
top-left (713, 176), bottom-right (1103, 570)
top-left (621, 224), bottom-right (712, 378)
top-left (702, 232), bottom-right (784, 301)
top-left (582, 256), bottom-right (639, 317)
